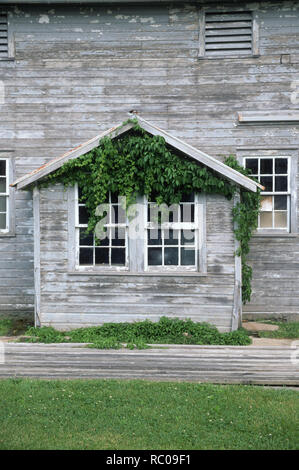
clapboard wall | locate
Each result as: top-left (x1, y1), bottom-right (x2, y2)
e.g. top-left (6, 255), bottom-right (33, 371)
top-left (37, 184), bottom-right (236, 332)
top-left (0, 0), bottom-right (298, 320)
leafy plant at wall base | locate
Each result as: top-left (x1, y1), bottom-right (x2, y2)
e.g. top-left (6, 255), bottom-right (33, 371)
top-left (37, 119), bottom-right (260, 303)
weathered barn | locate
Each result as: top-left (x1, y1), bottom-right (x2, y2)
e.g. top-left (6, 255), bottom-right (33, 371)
top-left (1, 0), bottom-right (299, 328)
top-left (12, 115), bottom-right (261, 331)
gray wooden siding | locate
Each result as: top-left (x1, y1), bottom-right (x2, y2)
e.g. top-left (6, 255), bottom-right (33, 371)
top-left (0, 1), bottom-right (298, 320)
top-left (38, 185), bottom-right (235, 332)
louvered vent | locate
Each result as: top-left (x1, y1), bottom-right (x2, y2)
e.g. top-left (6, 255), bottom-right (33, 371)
top-left (205, 11), bottom-right (253, 57)
top-left (0, 11), bottom-right (8, 58)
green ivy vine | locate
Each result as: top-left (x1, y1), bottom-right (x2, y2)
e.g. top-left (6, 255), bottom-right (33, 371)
top-left (40, 120), bottom-right (260, 303)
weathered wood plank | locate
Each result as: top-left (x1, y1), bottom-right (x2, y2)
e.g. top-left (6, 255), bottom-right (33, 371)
top-left (1, 343), bottom-right (297, 386)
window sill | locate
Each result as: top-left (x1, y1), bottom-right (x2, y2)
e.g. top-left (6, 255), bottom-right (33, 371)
top-left (68, 271), bottom-right (208, 277)
top-left (0, 231), bottom-right (16, 238)
top-left (252, 232), bottom-right (297, 238)
top-left (198, 54), bottom-right (260, 61)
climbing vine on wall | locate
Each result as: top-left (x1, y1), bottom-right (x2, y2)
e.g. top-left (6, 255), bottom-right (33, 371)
top-left (40, 120), bottom-right (261, 303)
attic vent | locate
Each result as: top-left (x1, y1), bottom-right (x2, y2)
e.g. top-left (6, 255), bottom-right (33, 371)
top-left (202, 11), bottom-right (253, 58)
top-left (0, 11), bottom-right (8, 58)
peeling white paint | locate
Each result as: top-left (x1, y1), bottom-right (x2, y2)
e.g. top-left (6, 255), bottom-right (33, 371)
top-left (39, 15), bottom-right (50, 25)
top-left (140, 17), bottom-right (155, 24)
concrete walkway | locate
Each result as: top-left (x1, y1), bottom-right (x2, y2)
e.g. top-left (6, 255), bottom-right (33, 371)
top-left (0, 342), bottom-right (298, 386)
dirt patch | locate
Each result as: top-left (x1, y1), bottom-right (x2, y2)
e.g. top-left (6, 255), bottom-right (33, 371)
top-left (243, 321), bottom-right (279, 333)
top-left (250, 337), bottom-right (295, 347)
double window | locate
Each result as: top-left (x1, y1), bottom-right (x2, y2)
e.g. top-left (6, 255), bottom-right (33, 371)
top-left (245, 156), bottom-right (290, 231)
top-left (75, 188), bottom-right (203, 272)
top-left (0, 158), bottom-right (9, 232)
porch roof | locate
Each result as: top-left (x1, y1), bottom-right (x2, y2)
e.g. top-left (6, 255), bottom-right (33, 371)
top-left (12, 114), bottom-right (263, 192)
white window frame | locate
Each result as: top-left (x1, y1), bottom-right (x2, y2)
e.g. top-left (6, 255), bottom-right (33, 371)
top-left (144, 194), bottom-right (204, 273)
top-left (0, 158), bottom-right (9, 233)
top-left (243, 155), bottom-right (291, 233)
top-left (75, 184), bottom-right (129, 271)
top-left (71, 186), bottom-right (206, 274)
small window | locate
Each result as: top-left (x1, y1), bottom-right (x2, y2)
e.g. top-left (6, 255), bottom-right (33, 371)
top-left (199, 10), bottom-right (259, 59)
top-left (245, 157), bottom-right (290, 231)
top-left (0, 11), bottom-right (9, 59)
top-left (146, 194), bottom-right (198, 271)
top-left (76, 188), bottom-right (128, 268)
top-left (0, 159), bottom-right (9, 231)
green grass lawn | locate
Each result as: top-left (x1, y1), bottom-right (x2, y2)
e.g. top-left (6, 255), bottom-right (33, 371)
top-left (0, 379), bottom-right (297, 450)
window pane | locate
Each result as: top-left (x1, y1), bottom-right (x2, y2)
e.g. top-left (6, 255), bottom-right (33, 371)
top-left (112, 227), bottom-right (126, 247)
top-left (97, 228), bottom-right (109, 246)
top-left (0, 178), bottom-right (6, 193)
top-left (260, 176), bottom-right (273, 192)
top-left (180, 203), bottom-right (194, 222)
top-left (148, 247), bottom-right (162, 265)
top-left (79, 205), bottom-right (89, 224)
top-left (79, 248), bottom-right (93, 265)
top-left (111, 205), bottom-right (119, 223)
top-left (164, 247), bottom-right (178, 265)
top-left (118, 206), bottom-right (126, 224)
top-left (95, 248), bottom-right (109, 265)
top-left (79, 228), bottom-right (93, 246)
top-left (110, 193), bottom-right (118, 203)
top-left (0, 213), bottom-right (6, 229)
top-left (181, 248), bottom-right (195, 266)
top-left (274, 195), bottom-right (287, 210)
top-left (164, 229), bottom-right (179, 245)
top-left (181, 229), bottom-right (195, 245)
top-left (275, 176), bottom-right (288, 192)
top-left (275, 158), bottom-right (288, 174)
top-left (181, 193), bottom-right (194, 202)
top-left (148, 229), bottom-right (162, 246)
top-left (274, 212), bottom-right (287, 228)
top-left (78, 186), bottom-right (85, 202)
top-left (111, 248), bottom-right (125, 265)
top-left (168, 206), bottom-right (179, 223)
top-left (245, 159), bottom-right (258, 174)
top-left (260, 158), bottom-right (273, 174)
top-left (0, 161), bottom-right (5, 176)
top-left (0, 196), bottom-right (6, 212)
top-left (260, 196), bottom-right (272, 212)
top-left (260, 212), bottom-right (272, 228)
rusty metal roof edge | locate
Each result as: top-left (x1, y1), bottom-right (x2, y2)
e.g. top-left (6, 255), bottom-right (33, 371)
top-left (11, 121), bottom-right (129, 188)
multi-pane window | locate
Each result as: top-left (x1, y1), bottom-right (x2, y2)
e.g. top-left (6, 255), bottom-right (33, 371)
top-left (0, 159), bottom-right (9, 231)
top-left (245, 157), bottom-right (290, 231)
top-left (76, 188), bottom-right (128, 267)
top-left (146, 194), bottom-right (198, 270)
